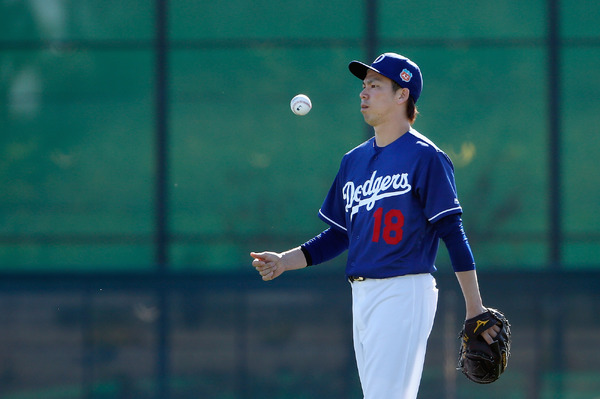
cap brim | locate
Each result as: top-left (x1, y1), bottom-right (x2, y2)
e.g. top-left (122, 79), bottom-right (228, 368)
top-left (349, 60), bottom-right (377, 80)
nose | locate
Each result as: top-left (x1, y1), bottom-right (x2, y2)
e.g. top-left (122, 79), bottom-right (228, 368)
top-left (360, 89), bottom-right (368, 99)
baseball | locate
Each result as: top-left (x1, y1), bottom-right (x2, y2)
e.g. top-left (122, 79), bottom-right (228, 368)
top-left (290, 94), bottom-right (312, 116)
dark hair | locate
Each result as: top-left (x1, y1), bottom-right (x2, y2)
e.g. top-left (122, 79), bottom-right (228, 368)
top-left (391, 80), bottom-right (419, 124)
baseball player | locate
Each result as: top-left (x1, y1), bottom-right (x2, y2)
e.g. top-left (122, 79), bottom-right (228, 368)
top-left (251, 53), bottom-right (499, 399)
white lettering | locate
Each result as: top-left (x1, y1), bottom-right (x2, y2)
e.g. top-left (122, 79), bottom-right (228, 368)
top-left (343, 170), bottom-right (412, 219)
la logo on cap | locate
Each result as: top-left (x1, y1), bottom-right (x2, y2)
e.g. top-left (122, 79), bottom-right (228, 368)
top-left (400, 68), bottom-right (412, 82)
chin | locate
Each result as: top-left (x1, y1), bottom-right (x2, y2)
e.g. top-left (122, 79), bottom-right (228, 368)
top-left (362, 116), bottom-right (376, 127)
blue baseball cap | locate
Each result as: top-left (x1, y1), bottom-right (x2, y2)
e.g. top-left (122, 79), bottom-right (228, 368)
top-left (349, 53), bottom-right (423, 103)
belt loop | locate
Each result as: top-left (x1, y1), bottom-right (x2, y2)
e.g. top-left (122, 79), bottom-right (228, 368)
top-left (349, 276), bottom-right (366, 282)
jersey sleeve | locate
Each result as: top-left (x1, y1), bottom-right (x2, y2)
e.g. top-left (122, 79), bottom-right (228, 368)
top-left (416, 150), bottom-right (463, 223)
top-left (318, 162), bottom-right (348, 232)
top-left (433, 214), bottom-right (476, 272)
top-left (301, 227), bottom-right (349, 266)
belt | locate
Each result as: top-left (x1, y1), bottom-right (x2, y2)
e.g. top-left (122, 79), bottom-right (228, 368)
top-left (348, 276), bottom-right (367, 282)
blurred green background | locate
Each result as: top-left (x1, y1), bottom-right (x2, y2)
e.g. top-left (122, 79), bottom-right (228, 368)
top-left (2, 0), bottom-right (598, 271)
top-left (1, 1), bottom-right (599, 398)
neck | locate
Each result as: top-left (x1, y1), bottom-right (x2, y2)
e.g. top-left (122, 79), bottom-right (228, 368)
top-left (374, 120), bottom-right (412, 147)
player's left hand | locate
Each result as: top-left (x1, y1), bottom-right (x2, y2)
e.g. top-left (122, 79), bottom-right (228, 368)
top-left (466, 308), bottom-right (501, 345)
top-left (481, 323), bottom-right (501, 345)
top-left (458, 308), bottom-right (512, 384)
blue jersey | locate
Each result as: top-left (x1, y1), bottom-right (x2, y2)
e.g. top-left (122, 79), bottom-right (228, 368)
top-left (319, 129), bottom-right (462, 278)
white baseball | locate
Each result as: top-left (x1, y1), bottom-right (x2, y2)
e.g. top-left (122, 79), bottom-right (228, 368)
top-left (290, 94), bottom-right (312, 116)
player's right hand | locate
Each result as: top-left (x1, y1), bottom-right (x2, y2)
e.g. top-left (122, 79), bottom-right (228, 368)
top-left (250, 251), bottom-right (285, 281)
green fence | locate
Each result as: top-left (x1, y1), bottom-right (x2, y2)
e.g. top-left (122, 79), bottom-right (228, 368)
top-left (2, 0), bottom-right (598, 272)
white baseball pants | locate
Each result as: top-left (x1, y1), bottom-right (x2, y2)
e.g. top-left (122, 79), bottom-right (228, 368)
top-left (350, 273), bottom-right (438, 399)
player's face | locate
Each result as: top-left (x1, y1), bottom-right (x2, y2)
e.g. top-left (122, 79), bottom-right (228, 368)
top-left (360, 70), bottom-right (399, 126)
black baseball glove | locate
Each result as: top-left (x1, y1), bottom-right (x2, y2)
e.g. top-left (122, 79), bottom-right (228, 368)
top-left (457, 307), bottom-right (511, 384)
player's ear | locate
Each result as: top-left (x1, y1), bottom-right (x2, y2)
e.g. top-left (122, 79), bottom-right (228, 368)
top-left (397, 88), bottom-right (409, 104)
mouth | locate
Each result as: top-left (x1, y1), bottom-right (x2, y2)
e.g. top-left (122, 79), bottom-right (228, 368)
top-left (361, 103), bottom-right (369, 112)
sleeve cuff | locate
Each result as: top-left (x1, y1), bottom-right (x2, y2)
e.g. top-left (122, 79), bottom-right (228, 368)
top-left (300, 245), bottom-right (313, 267)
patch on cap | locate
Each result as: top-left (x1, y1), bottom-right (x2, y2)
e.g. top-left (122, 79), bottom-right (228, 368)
top-left (400, 68), bottom-right (413, 83)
